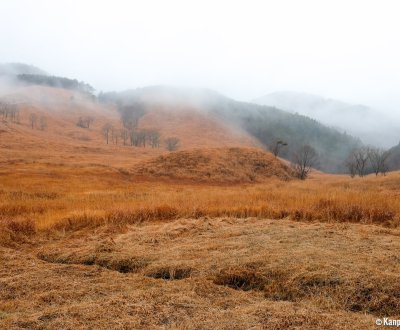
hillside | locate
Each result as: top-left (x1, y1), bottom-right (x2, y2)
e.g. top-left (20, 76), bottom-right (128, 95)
top-left (133, 147), bottom-right (294, 183)
top-left (387, 142), bottom-right (400, 170)
top-left (254, 91), bottom-right (398, 148)
top-left (103, 86), bottom-right (361, 173)
top-left (0, 84), bottom-right (258, 169)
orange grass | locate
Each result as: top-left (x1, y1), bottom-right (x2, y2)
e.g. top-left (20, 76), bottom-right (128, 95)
top-left (1, 163), bottom-right (400, 237)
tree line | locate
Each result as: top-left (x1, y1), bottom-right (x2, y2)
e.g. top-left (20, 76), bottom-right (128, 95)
top-left (0, 101), bottom-right (19, 123)
top-left (346, 147), bottom-right (390, 177)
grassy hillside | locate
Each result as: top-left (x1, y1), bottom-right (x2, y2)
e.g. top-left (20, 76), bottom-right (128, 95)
top-left (133, 147), bottom-right (294, 183)
top-left (101, 86), bottom-right (362, 173)
top-left (0, 85), bottom-right (258, 169)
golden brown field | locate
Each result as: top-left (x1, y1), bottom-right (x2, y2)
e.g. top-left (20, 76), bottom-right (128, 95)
top-left (1, 86), bottom-right (399, 329)
top-left (1, 162), bottom-right (400, 329)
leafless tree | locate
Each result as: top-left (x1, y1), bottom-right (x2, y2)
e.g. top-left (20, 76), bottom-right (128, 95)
top-left (77, 116), bottom-right (94, 128)
top-left (120, 128), bottom-right (129, 146)
top-left (29, 113), bottom-right (37, 129)
top-left (165, 137), bottom-right (179, 151)
top-left (345, 159), bottom-right (357, 178)
top-left (148, 129), bottom-right (160, 148)
top-left (347, 147), bottom-right (369, 177)
top-left (270, 140), bottom-right (288, 157)
top-left (1, 102), bottom-right (19, 123)
top-left (368, 147), bottom-right (390, 176)
top-left (102, 123), bottom-right (113, 144)
top-left (120, 103), bottom-right (146, 130)
top-left (39, 116), bottom-right (47, 130)
top-left (292, 145), bottom-right (318, 180)
top-left (111, 127), bottom-right (119, 145)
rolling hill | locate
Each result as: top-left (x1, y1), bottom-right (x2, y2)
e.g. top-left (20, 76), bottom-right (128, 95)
top-left (133, 147), bottom-right (294, 183)
top-left (102, 86), bottom-right (362, 173)
top-left (0, 84), bottom-right (259, 171)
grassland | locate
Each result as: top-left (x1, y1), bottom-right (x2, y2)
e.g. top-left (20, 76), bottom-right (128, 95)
top-left (1, 86), bottom-right (399, 329)
top-left (1, 162), bottom-right (400, 329)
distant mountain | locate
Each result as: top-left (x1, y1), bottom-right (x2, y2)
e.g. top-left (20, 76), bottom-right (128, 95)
top-left (254, 91), bottom-right (399, 148)
top-left (387, 142), bottom-right (400, 170)
top-left (101, 86), bottom-right (362, 173)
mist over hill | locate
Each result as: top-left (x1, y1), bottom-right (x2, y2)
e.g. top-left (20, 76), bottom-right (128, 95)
top-left (100, 86), bottom-right (362, 173)
top-left (0, 63), bottom-right (47, 76)
top-left (254, 91), bottom-right (399, 148)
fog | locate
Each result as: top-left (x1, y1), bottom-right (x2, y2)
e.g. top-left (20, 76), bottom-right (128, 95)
top-left (1, 0), bottom-right (400, 120)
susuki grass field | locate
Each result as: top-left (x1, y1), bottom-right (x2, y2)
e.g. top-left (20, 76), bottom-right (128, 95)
top-left (1, 162), bottom-right (400, 240)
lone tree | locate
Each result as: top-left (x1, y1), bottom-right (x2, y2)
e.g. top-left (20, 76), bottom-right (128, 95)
top-left (29, 113), bottom-right (37, 129)
top-left (101, 123), bottom-right (113, 144)
top-left (292, 144), bottom-right (318, 180)
top-left (270, 140), bottom-right (288, 157)
top-left (165, 137), bottom-right (179, 151)
top-left (39, 116), bottom-right (47, 130)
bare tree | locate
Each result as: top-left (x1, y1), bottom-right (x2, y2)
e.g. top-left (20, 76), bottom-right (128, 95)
top-left (292, 145), bottom-right (318, 180)
top-left (165, 137), bottom-right (179, 151)
top-left (270, 140), bottom-right (288, 157)
top-left (120, 103), bottom-right (146, 130)
top-left (111, 127), bottom-right (119, 145)
top-left (148, 129), bottom-right (160, 148)
top-left (77, 116), bottom-right (94, 128)
top-left (347, 147), bottom-right (369, 177)
top-left (39, 116), bottom-right (47, 130)
top-left (101, 123), bottom-right (112, 144)
top-left (0, 102), bottom-right (19, 123)
top-left (368, 147), bottom-right (390, 176)
top-left (345, 159), bottom-right (357, 178)
top-left (120, 128), bottom-right (129, 146)
top-left (29, 113), bottom-right (37, 129)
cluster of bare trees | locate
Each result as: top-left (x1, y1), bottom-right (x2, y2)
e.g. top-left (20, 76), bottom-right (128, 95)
top-left (0, 101), bottom-right (19, 123)
top-left (101, 123), bottom-right (163, 148)
top-left (29, 113), bottom-right (47, 130)
top-left (100, 102), bottom-right (179, 151)
top-left (346, 147), bottom-right (390, 177)
top-left (76, 116), bottom-right (94, 128)
top-left (101, 122), bottom-right (179, 151)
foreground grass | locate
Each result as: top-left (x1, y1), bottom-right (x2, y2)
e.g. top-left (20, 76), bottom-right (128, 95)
top-left (0, 163), bottom-right (400, 241)
top-left (1, 163), bottom-right (400, 328)
top-left (1, 217), bottom-right (396, 329)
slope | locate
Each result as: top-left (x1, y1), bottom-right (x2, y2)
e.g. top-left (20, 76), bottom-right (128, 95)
top-left (133, 147), bottom-right (294, 183)
top-left (254, 91), bottom-right (398, 148)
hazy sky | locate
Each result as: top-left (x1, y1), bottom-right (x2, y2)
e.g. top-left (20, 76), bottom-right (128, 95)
top-left (1, 0), bottom-right (400, 113)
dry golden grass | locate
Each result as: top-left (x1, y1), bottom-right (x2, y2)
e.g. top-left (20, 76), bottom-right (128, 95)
top-left (1, 215), bottom-right (398, 329)
top-left (133, 147), bottom-right (294, 183)
top-left (1, 162), bottom-right (400, 236)
top-left (1, 86), bottom-right (400, 328)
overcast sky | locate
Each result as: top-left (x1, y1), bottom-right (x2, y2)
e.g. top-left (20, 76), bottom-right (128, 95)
top-left (1, 0), bottom-right (400, 113)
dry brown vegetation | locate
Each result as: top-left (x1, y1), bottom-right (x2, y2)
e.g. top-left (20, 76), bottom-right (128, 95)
top-left (134, 147), bottom-right (294, 183)
top-left (1, 86), bottom-right (399, 329)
